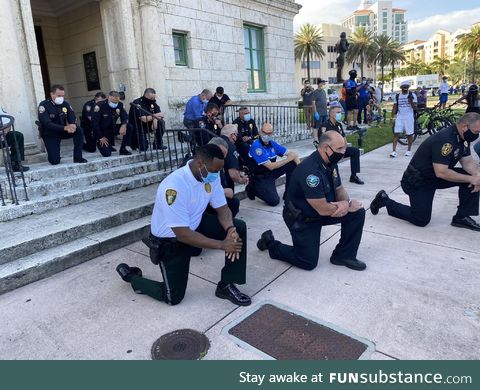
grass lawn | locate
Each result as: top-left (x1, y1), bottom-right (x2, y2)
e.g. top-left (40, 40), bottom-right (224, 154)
top-left (346, 123), bottom-right (393, 154)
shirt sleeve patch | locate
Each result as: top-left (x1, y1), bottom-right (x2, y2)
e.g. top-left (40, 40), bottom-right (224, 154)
top-left (38, 105), bottom-right (45, 113)
top-left (441, 143), bottom-right (453, 157)
top-left (306, 174), bottom-right (320, 188)
top-left (165, 189), bottom-right (177, 205)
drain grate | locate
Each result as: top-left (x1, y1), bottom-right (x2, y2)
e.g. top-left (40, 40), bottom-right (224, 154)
top-left (228, 304), bottom-right (368, 360)
top-left (151, 329), bottom-right (210, 360)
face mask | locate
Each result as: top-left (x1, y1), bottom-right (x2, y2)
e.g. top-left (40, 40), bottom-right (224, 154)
top-left (327, 145), bottom-right (344, 165)
top-left (335, 113), bottom-right (343, 122)
top-left (54, 97), bottom-right (64, 105)
top-left (350, 73), bottom-right (357, 79)
top-left (261, 135), bottom-right (273, 143)
top-left (244, 114), bottom-right (251, 122)
top-left (463, 129), bottom-right (479, 143)
top-left (202, 99), bottom-right (209, 104)
top-left (108, 101), bottom-right (118, 109)
top-left (199, 164), bottom-right (219, 184)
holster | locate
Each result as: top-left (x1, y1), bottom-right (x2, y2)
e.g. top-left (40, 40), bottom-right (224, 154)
top-left (401, 165), bottom-right (426, 192)
top-left (142, 234), bottom-right (179, 265)
top-left (284, 201), bottom-right (323, 225)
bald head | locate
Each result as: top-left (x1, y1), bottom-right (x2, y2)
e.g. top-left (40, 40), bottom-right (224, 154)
top-left (318, 130), bottom-right (346, 165)
top-left (260, 122), bottom-right (273, 134)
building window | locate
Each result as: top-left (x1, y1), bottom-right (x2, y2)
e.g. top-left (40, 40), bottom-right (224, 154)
top-left (244, 24), bottom-right (266, 92)
top-left (328, 45), bottom-right (335, 53)
top-left (173, 32), bottom-right (188, 66)
top-left (328, 77), bottom-right (337, 84)
top-left (328, 61), bottom-right (335, 69)
top-left (301, 61), bottom-right (321, 69)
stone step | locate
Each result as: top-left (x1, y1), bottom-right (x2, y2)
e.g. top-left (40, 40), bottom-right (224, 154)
top-left (0, 169), bottom-right (168, 222)
top-left (0, 216), bottom-right (151, 295)
top-left (0, 185), bottom-right (157, 265)
top-left (14, 160), bottom-right (161, 200)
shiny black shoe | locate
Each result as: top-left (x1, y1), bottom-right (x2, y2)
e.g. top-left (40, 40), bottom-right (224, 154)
top-left (350, 175), bottom-right (364, 185)
top-left (119, 147), bottom-right (132, 156)
top-left (12, 163), bottom-right (30, 172)
top-left (116, 263), bottom-right (143, 282)
top-left (451, 216), bottom-right (480, 232)
top-left (110, 146), bottom-right (117, 152)
top-left (257, 230), bottom-right (274, 251)
top-left (246, 183), bottom-right (255, 200)
top-left (74, 158), bottom-right (88, 164)
top-left (330, 257), bottom-right (367, 271)
top-left (215, 283), bottom-right (251, 306)
top-left (370, 190), bottom-right (389, 215)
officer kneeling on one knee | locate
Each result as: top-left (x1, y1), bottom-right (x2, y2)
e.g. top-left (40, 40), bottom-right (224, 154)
top-left (37, 84), bottom-right (87, 165)
top-left (92, 91), bottom-right (132, 157)
top-left (116, 144), bottom-right (251, 306)
top-left (246, 122), bottom-right (300, 206)
top-left (257, 131), bottom-right (367, 271)
top-left (371, 112), bottom-right (480, 231)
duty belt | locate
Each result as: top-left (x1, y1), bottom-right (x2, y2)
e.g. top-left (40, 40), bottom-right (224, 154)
top-left (284, 201), bottom-right (323, 223)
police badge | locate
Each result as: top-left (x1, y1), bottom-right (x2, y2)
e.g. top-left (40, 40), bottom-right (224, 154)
top-left (204, 183), bottom-right (212, 193)
top-left (116, 109), bottom-right (120, 115)
top-left (62, 107), bottom-right (68, 114)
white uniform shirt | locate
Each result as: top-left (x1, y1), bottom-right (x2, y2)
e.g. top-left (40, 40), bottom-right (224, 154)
top-left (151, 163), bottom-right (227, 238)
top-left (439, 82), bottom-right (450, 94)
top-left (396, 92), bottom-right (417, 120)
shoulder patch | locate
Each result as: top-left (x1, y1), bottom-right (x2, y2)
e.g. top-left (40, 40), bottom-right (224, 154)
top-left (255, 148), bottom-right (263, 156)
top-left (86, 105), bottom-right (91, 112)
top-left (38, 105), bottom-right (45, 114)
top-left (94, 105), bottom-right (100, 112)
top-left (441, 143), bottom-right (453, 157)
top-left (306, 174), bottom-right (320, 188)
top-left (165, 189), bottom-right (177, 206)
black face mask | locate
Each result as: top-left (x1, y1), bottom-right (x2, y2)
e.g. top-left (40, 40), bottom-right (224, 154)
top-left (464, 129), bottom-right (479, 143)
top-left (327, 145), bottom-right (344, 165)
top-left (350, 73), bottom-right (357, 80)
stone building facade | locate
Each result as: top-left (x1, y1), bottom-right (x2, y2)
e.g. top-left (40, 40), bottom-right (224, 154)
top-left (0, 0), bottom-right (301, 159)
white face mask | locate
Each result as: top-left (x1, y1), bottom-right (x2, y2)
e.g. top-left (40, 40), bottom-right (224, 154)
top-left (54, 96), bottom-right (64, 105)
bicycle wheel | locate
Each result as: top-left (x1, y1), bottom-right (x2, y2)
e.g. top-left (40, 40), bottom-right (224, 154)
top-left (427, 116), bottom-right (450, 135)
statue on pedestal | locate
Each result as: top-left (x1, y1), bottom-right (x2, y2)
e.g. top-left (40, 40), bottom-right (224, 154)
top-left (335, 32), bottom-right (349, 83)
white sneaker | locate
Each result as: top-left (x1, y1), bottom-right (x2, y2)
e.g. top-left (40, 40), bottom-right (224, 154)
top-left (405, 151), bottom-right (411, 157)
top-left (390, 151), bottom-right (397, 158)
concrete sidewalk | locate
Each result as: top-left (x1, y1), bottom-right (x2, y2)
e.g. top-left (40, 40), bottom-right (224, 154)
top-left (0, 140), bottom-right (479, 360)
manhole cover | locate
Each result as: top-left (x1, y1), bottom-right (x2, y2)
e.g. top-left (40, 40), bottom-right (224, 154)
top-left (151, 329), bottom-right (210, 360)
top-left (228, 304), bottom-right (368, 360)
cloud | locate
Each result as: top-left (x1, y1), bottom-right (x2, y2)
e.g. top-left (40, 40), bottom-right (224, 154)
top-left (293, 0), bottom-right (356, 30)
top-left (408, 8), bottom-right (480, 40)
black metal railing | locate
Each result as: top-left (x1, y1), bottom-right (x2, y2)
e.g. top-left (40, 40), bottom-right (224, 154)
top-left (223, 104), bottom-right (311, 144)
top-left (0, 115), bottom-right (29, 206)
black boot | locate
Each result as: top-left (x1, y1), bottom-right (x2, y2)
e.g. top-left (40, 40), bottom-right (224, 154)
top-left (257, 230), bottom-right (275, 251)
top-left (215, 282), bottom-right (251, 306)
top-left (370, 190), bottom-right (389, 215)
top-left (350, 174), bottom-right (364, 185)
top-left (116, 263), bottom-right (143, 282)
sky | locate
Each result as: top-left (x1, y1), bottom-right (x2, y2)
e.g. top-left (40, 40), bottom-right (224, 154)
top-left (293, 0), bottom-right (480, 41)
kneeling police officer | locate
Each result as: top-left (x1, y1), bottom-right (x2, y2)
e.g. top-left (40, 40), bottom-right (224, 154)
top-left (257, 131), bottom-right (367, 271)
top-left (116, 144), bottom-right (251, 306)
top-left (370, 112), bottom-right (480, 230)
top-left (38, 84), bottom-right (87, 165)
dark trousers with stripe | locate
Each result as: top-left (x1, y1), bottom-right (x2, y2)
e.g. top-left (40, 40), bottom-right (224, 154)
top-left (130, 213), bottom-right (247, 305)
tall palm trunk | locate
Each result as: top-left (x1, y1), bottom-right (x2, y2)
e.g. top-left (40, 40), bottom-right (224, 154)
top-left (360, 52), bottom-right (364, 78)
top-left (473, 52), bottom-right (477, 83)
top-left (306, 47), bottom-right (311, 82)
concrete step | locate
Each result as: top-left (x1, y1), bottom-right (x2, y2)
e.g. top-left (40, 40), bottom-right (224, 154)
top-left (14, 160), bottom-right (161, 200)
top-left (0, 216), bottom-right (151, 295)
top-left (0, 185), bottom-right (157, 265)
top-left (0, 169), bottom-right (168, 222)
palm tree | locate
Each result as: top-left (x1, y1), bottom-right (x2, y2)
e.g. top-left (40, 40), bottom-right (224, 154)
top-left (431, 56), bottom-right (451, 77)
top-left (388, 41), bottom-right (406, 91)
top-left (457, 25), bottom-right (480, 83)
top-left (371, 34), bottom-right (396, 98)
top-left (294, 23), bottom-right (325, 82)
top-left (346, 27), bottom-right (374, 78)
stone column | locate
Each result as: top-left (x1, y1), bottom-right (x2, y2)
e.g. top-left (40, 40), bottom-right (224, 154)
top-left (99, 0), bottom-right (144, 104)
top-left (137, 0), bottom-right (168, 116)
top-left (0, 0), bottom-right (44, 152)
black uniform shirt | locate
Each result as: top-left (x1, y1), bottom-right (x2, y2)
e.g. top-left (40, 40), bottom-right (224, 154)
top-left (285, 151), bottom-right (342, 218)
top-left (38, 99), bottom-right (76, 137)
top-left (209, 94), bottom-right (230, 110)
top-left (92, 100), bottom-right (128, 140)
top-left (128, 97), bottom-right (161, 132)
top-left (81, 99), bottom-right (96, 129)
top-left (232, 117), bottom-right (259, 138)
top-left (323, 119), bottom-right (345, 137)
top-left (220, 135), bottom-right (240, 190)
top-left (200, 115), bottom-right (221, 136)
top-left (410, 125), bottom-right (471, 180)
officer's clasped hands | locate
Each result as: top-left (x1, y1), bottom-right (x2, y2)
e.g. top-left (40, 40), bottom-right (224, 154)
top-left (222, 228), bottom-right (242, 262)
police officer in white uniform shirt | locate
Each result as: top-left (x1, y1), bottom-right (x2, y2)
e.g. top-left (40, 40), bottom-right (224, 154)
top-left (116, 144), bottom-right (251, 306)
